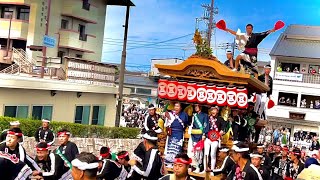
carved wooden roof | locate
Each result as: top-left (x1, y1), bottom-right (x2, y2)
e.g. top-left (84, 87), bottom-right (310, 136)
top-left (155, 55), bottom-right (269, 93)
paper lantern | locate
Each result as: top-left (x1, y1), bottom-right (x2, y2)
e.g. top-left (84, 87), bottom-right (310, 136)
top-left (216, 85), bottom-right (227, 106)
top-left (177, 80), bottom-right (187, 101)
top-left (187, 82), bottom-right (197, 103)
top-left (236, 87), bottom-right (248, 109)
top-left (206, 84), bottom-right (217, 105)
top-left (216, 20), bottom-right (227, 30)
top-left (196, 83), bottom-right (207, 104)
top-left (166, 80), bottom-right (178, 100)
top-left (226, 86), bottom-right (237, 107)
top-left (158, 79), bottom-right (168, 99)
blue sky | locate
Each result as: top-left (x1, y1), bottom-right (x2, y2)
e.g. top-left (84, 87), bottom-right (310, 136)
top-left (102, 0), bottom-right (320, 71)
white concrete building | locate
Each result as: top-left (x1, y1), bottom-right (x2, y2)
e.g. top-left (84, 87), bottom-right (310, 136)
top-left (267, 25), bottom-right (320, 134)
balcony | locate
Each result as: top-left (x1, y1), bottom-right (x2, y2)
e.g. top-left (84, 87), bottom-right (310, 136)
top-left (61, 0), bottom-right (97, 24)
top-left (274, 71), bottom-right (320, 85)
top-left (0, 19), bottom-right (29, 40)
top-left (59, 29), bottom-right (95, 53)
top-left (267, 105), bottom-right (320, 122)
top-left (0, 0), bottom-right (30, 5)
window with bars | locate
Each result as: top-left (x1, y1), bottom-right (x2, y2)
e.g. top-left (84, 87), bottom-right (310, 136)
top-left (17, 7), bottom-right (30, 21)
top-left (4, 106), bottom-right (28, 118)
top-left (32, 106), bottom-right (53, 120)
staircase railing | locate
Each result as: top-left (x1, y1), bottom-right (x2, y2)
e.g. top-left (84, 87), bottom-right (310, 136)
top-left (0, 63), bottom-right (20, 74)
top-left (0, 48), bottom-right (35, 74)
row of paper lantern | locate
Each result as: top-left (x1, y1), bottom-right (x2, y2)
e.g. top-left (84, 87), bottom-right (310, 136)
top-left (158, 79), bottom-right (248, 108)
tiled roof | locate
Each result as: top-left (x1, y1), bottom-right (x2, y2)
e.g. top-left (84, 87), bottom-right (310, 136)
top-left (270, 25), bottom-right (320, 59)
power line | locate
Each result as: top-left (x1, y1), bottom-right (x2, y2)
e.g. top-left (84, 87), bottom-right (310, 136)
top-left (103, 33), bottom-right (194, 53)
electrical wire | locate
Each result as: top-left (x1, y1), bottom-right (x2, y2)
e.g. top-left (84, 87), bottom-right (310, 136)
top-left (103, 33), bottom-right (194, 53)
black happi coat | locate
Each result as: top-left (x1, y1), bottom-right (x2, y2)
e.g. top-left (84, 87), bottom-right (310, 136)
top-left (227, 160), bottom-right (263, 180)
top-left (244, 31), bottom-right (270, 55)
top-left (0, 142), bottom-right (40, 171)
top-left (212, 156), bottom-right (235, 176)
top-left (285, 161), bottom-right (304, 179)
top-left (310, 140), bottom-right (320, 151)
top-left (131, 147), bottom-right (163, 180)
top-left (142, 113), bottom-right (161, 134)
top-left (97, 159), bottom-right (126, 180)
top-left (258, 166), bottom-right (271, 180)
top-left (272, 156), bottom-right (290, 179)
top-left (261, 153), bottom-right (272, 171)
top-left (0, 151), bottom-right (32, 180)
top-left (55, 141), bottom-right (79, 178)
top-left (258, 74), bottom-right (273, 96)
top-left (35, 127), bottom-right (55, 145)
top-left (35, 152), bottom-right (61, 180)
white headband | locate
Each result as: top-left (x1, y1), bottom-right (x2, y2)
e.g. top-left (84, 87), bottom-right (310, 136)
top-left (250, 154), bottom-right (263, 158)
top-left (42, 119), bottom-right (50, 123)
top-left (232, 145), bottom-right (249, 152)
top-left (10, 121), bottom-right (20, 126)
top-left (71, 159), bottom-right (99, 170)
top-left (220, 148), bottom-right (229, 152)
top-left (257, 145), bottom-right (265, 148)
top-left (143, 133), bottom-right (157, 141)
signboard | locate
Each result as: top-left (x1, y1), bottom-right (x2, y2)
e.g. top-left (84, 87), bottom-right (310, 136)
top-left (43, 35), bottom-right (56, 48)
top-left (275, 72), bottom-right (303, 82)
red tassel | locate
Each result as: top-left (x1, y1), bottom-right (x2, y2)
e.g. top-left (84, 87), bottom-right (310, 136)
top-left (274, 20), bottom-right (285, 31)
top-left (216, 20), bottom-right (227, 30)
top-left (267, 99), bottom-right (275, 109)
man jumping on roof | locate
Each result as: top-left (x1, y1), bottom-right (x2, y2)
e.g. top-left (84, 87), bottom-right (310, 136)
top-left (216, 20), bottom-right (284, 78)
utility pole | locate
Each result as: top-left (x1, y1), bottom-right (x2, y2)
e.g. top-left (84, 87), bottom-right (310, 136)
top-left (198, 0), bottom-right (218, 48)
top-left (207, 0), bottom-right (214, 48)
top-left (41, 0), bottom-right (52, 78)
top-left (115, 5), bottom-right (131, 127)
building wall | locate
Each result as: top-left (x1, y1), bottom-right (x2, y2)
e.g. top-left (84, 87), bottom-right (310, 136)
top-left (0, 88), bottom-right (117, 126)
top-left (1, 0), bottom-right (107, 63)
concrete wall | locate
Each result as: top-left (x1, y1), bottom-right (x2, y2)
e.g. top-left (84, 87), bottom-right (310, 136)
top-left (0, 87), bottom-right (117, 126)
top-left (23, 136), bottom-right (141, 158)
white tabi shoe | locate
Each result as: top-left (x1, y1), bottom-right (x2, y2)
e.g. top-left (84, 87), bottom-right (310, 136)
top-left (232, 68), bottom-right (237, 72)
top-left (210, 172), bottom-right (214, 176)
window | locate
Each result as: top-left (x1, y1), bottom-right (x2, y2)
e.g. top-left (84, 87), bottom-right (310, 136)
top-left (4, 106), bottom-right (28, 118)
top-left (61, 19), bottom-right (69, 29)
top-left (278, 92), bottom-right (298, 107)
top-left (129, 87), bottom-right (135, 94)
top-left (57, 51), bottom-right (65, 64)
top-left (92, 105), bottom-right (106, 125)
top-left (76, 54), bottom-right (83, 58)
top-left (1, 7), bottom-right (13, 19)
top-left (301, 94), bottom-right (320, 109)
top-left (309, 65), bottom-right (320, 75)
top-left (289, 112), bottom-right (305, 120)
top-left (136, 88), bottom-right (152, 95)
top-left (75, 106), bottom-right (90, 124)
top-left (78, 24), bottom-right (87, 41)
top-left (32, 106), bottom-right (53, 120)
top-left (279, 62), bottom-right (301, 73)
top-left (82, 0), bottom-right (90, 10)
top-left (17, 7), bottom-right (30, 21)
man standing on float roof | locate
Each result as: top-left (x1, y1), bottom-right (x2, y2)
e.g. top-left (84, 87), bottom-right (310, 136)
top-left (223, 24), bottom-right (276, 78)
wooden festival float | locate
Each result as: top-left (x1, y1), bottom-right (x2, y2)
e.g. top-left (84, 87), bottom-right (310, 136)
top-left (154, 54), bottom-right (270, 179)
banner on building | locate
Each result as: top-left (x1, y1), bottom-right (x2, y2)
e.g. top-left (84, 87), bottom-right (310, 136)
top-left (275, 72), bottom-right (303, 82)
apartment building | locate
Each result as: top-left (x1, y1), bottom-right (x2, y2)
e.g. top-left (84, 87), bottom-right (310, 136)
top-left (267, 25), bottom-right (320, 134)
top-left (0, 0), bottom-right (134, 126)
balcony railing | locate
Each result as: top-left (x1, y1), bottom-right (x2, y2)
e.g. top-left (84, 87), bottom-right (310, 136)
top-left (274, 72), bottom-right (320, 84)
